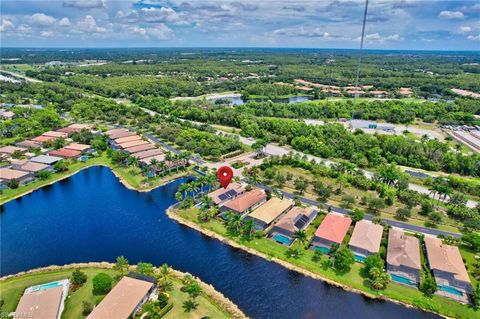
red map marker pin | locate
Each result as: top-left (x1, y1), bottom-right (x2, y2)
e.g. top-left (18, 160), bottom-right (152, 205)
top-left (217, 166), bottom-right (233, 189)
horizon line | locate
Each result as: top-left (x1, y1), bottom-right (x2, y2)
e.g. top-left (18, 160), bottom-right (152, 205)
top-left (2, 46), bottom-right (480, 53)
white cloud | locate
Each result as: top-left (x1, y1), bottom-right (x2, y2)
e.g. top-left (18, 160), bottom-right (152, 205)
top-left (28, 13), bottom-right (57, 26)
top-left (271, 26), bottom-right (331, 38)
top-left (459, 26), bottom-right (472, 33)
top-left (63, 0), bottom-right (106, 9)
top-left (17, 24), bottom-right (32, 34)
top-left (129, 24), bottom-right (173, 40)
top-left (146, 24), bottom-right (173, 40)
top-left (77, 15), bottom-right (106, 33)
top-left (58, 17), bottom-right (71, 27)
top-left (438, 11), bottom-right (464, 20)
top-left (40, 30), bottom-right (54, 37)
top-left (0, 19), bottom-right (15, 32)
top-left (467, 34), bottom-right (480, 41)
top-left (363, 33), bottom-right (402, 43)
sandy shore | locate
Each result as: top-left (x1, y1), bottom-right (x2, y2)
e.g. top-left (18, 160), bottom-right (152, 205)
top-left (0, 262), bottom-right (247, 319)
top-left (166, 207), bottom-right (454, 319)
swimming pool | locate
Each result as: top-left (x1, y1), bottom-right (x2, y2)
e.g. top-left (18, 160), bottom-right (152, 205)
top-left (354, 255), bottom-right (366, 263)
top-left (438, 285), bottom-right (464, 296)
top-left (272, 233), bottom-right (293, 246)
top-left (391, 274), bottom-right (417, 287)
top-left (30, 281), bottom-right (61, 292)
top-left (313, 246), bottom-right (330, 254)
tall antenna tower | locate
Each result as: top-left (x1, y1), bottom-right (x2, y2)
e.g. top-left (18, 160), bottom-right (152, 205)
top-left (351, 0), bottom-right (369, 120)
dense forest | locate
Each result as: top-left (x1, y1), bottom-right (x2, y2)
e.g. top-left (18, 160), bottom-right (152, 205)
top-left (137, 100), bottom-right (480, 176)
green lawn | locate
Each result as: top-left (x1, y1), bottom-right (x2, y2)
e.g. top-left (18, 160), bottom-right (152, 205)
top-left (176, 207), bottom-right (478, 319)
top-left (0, 267), bottom-right (232, 319)
top-left (164, 278), bottom-right (232, 319)
top-left (0, 267), bottom-right (118, 318)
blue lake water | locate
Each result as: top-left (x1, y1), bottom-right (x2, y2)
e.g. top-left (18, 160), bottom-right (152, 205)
top-left (208, 95), bottom-right (313, 106)
top-left (0, 166), bottom-right (439, 319)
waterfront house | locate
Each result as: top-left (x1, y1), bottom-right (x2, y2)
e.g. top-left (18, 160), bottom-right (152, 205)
top-left (30, 155), bottom-right (63, 165)
top-left (219, 189), bottom-right (267, 215)
top-left (125, 143), bottom-right (156, 154)
top-left (270, 206), bottom-right (318, 246)
top-left (208, 182), bottom-right (246, 206)
top-left (387, 229), bottom-right (421, 287)
top-left (246, 197), bottom-right (294, 230)
top-left (311, 213), bottom-right (352, 254)
top-left (132, 149), bottom-right (164, 160)
top-left (49, 148), bottom-right (82, 159)
top-left (424, 236), bottom-right (473, 302)
top-left (16, 161), bottom-right (52, 175)
top-left (87, 276), bottom-right (154, 319)
top-left (14, 279), bottom-right (69, 319)
top-left (348, 220), bottom-right (384, 262)
top-left (140, 154), bottom-right (167, 166)
top-left (0, 168), bottom-right (33, 185)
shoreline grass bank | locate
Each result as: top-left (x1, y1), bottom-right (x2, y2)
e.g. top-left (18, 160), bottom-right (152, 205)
top-left (0, 262), bottom-right (247, 319)
top-left (167, 206), bottom-right (477, 319)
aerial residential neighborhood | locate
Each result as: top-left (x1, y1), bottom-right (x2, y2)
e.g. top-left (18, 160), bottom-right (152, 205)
top-left (1, 1), bottom-right (480, 319)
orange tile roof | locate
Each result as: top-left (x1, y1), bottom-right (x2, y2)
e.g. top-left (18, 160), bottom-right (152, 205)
top-left (49, 148), bottom-right (81, 158)
top-left (314, 213), bottom-right (352, 244)
top-left (0, 168), bottom-right (31, 181)
top-left (114, 135), bottom-right (143, 144)
top-left (64, 143), bottom-right (91, 151)
top-left (125, 143), bottom-right (156, 154)
top-left (223, 189), bottom-right (266, 213)
top-left (32, 135), bottom-right (56, 143)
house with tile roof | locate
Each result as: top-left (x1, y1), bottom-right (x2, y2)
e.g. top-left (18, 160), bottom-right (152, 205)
top-left (424, 236), bottom-right (473, 302)
top-left (219, 189), bottom-right (267, 216)
top-left (387, 229), bottom-right (421, 287)
top-left (270, 206), bottom-right (317, 246)
top-left (348, 220), bottom-right (384, 262)
top-left (311, 213), bottom-right (352, 254)
top-left (246, 197), bottom-right (294, 230)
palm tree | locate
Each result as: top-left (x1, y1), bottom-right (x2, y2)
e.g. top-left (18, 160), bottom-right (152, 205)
top-left (242, 219), bottom-right (256, 240)
top-left (178, 183), bottom-right (189, 198)
top-left (182, 299), bottom-right (198, 313)
top-left (129, 156), bottom-right (139, 167)
top-left (226, 213), bottom-right (243, 233)
top-left (156, 263), bottom-right (173, 292)
top-left (292, 230), bottom-right (308, 255)
top-left (202, 195), bottom-right (213, 208)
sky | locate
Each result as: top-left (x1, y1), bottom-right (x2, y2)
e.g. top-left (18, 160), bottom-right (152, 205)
top-left (1, 0), bottom-right (479, 50)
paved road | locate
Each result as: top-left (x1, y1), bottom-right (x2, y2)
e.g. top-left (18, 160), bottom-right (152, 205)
top-left (254, 183), bottom-right (461, 238)
top-left (0, 70), bottom-right (42, 83)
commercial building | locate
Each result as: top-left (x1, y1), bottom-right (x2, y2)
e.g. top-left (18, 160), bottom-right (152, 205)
top-left (270, 206), bottom-right (318, 246)
top-left (311, 213), bottom-right (352, 254)
top-left (348, 220), bottom-right (384, 262)
top-left (87, 276), bottom-right (154, 319)
top-left (387, 229), bottom-right (421, 287)
top-left (246, 197), bottom-right (294, 230)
